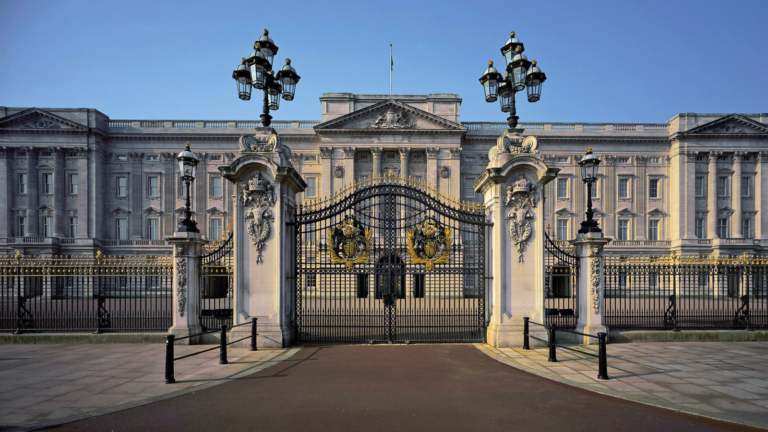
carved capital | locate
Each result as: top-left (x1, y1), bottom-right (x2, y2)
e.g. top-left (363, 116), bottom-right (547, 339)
top-left (426, 148), bottom-right (440, 159)
top-left (635, 155), bottom-right (647, 165)
top-left (686, 151), bottom-right (697, 162)
top-left (290, 152), bottom-right (302, 165)
top-left (398, 147), bottom-right (411, 157)
top-left (603, 155), bottom-right (616, 164)
top-left (709, 151), bottom-right (722, 162)
top-left (449, 148), bottom-right (462, 159)
top-left (319, 147), bottom-right (334, 159)
top-left (371, 147), bottom-right (382, 157)
top-left (758, 151), bottom-right (768, 164)
top-left (342, 147), bottom-right (355, 159)
top-left (734, 151), bottom-right (748, 162)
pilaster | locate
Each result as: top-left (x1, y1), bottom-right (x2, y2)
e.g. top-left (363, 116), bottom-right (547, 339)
top-left (342, 147), bottom-right (355, 189)
top-left (602, 156), bottom-right (616, 238)
top-left (426, 147), bottom-right (439, 187)
top-left (758, 152), bottom-right (767, 239)
top-left (52, 148), bottom-right (66, 237)
top-left (399, 147), bottom-right (410, 179)
top-left (320, 146), bottom-right (333, 199)
top-left (129, 152), bottom-right (144, 239)
top-left (634, 155), bottom-right (647, 240)
top-left (733, 151), bottom-right (745, 238)
top-left (165, 232), bottom-right (206, 343)
top-left (708, 152), bottom-right (721, 238)
top-left (449, 147), bottom-right (461, 200)
top-left (571, 234), bottom-right (611, 343)
top-left (76, 149), bottom-right (89, 238)
top-left (371, 147), bottom-right (382, 179)
top-left (26, 148), bottom-right (39, 236)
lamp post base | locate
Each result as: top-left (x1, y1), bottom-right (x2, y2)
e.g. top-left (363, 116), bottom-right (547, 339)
top-left (260, 113), bottom-right (272, 127)
top-left (176, 221), bottom-right (199, 233)
top-left (578, 220), bottom-right (602, 235)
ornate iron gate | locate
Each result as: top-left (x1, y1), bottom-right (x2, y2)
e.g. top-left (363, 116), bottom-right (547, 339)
top-left (199, 224), bottom-right (234, 331)
top-left (293, 173), bottom-right (489, 343)
top-left (544, 227), bottom-right (579, 329)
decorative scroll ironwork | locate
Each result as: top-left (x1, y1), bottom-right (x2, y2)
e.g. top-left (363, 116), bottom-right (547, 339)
top-left (0, 251), bottom-right (173, 333)
top-left (293, 172), bottom-right (489, 344)
top-left (604, 253), bottom-right (767, 330)
top-left (544, 227), bottom-right (579, 329)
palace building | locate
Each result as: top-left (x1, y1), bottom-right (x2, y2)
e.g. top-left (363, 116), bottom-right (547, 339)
top-left (0, 93), bottom-right (766, 257)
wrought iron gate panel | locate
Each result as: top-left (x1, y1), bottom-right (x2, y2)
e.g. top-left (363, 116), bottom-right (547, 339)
top-left (544, 228), bottom-right (579, 329)
top-left (294, 176), bottom-right (488, 343)
top-left (199, 225), bottom-right (234, 331)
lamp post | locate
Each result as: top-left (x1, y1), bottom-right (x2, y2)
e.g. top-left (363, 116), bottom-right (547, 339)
top-left (176, 141), bottom-right (200, 233)
top-left (578, 148), bottom-right (602, 234)
top-left (232, 29), bottom-right (301, 127)
top-left (479, 32), bottom-right (547, 129)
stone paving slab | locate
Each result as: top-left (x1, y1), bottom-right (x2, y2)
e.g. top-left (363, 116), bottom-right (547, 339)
top-left (0, 343), bottom-right (296, 429)
top-left (477, 342), bottom-right (768, 430)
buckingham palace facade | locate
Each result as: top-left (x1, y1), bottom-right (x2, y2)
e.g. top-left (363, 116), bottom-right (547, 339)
top-left (0, 93), bottom-right (766, 256)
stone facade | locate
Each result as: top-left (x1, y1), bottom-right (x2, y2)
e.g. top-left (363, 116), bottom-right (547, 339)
top-left (0, 95), bottom-right (766, 256)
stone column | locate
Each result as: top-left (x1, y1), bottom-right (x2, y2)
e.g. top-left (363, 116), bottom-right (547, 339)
top-left (602, 156), bottom-right (616, 238)
top-left (758, 152), bottom-right (767, 239)
top-left (196, 153), bottom-right (208, 238)
top-left (52, 148), bottom-right (66, 237)
top-left (320, 147), bottom-right (333, 199)
top-left (708, 151), bottom-right (721, 238)
top-left (449, 148), bottom-right (461, 199)
top-left (426, 148), bottom-right (439, 188)
top-left (162, 153), bottom-right (176, 237)
top-left (76, 149), bottom-right (89, 238)
top-left (399, 147), bottom-right (410, 179)
top-left (129, 152), bottom-right (144, 239)
top-left (571, 235), bottom-right (611, 343)
top-left (0, 148), bottom-right (9, 238)
top-left (371, 147), bottom-right (382, 179)
top-left (165, 232), bottom-right (206, 343)
top-left (26, 148), bottom-right (39, 236)
top-left (634, 155), bottom-right (647, 240)
top-left (733, 151), bottom-right (745, 238)
top-left (342, 147), bottom-right (355, 186)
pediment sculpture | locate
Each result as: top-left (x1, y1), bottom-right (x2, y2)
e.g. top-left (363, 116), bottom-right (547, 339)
top-left (370, 109), bottom-right (415, 129)
top-left (506, 175), bottom-right (539, 263)
top-left (241, 172), bottom-right (276, 263)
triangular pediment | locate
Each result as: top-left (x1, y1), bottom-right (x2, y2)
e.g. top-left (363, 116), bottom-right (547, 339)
top-left (175, 206), bottom-right (196, 215)
top-left (647, 208), bottom-right (668, 217)
top-left (206, 206), bottom-right (226, 215)
top-left (314, 100), bottom-right (466, 133)
top-left (616, 208), bottom-right (636, 217)
top-left (554, 207), bottom-right (576, 216)
top-left (0, 108), bottom-right (88, 132)
top-left (111, 206), bottom-right (131, 216)
top-left (687, 114), bottom-right (768, 135)
top-left (142, 206), bottom-right (163, 215)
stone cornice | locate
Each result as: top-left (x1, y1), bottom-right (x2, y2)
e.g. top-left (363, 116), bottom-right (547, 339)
top-left (314, 99), bottom-right (467, 132)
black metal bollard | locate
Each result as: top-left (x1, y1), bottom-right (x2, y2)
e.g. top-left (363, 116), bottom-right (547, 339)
top-left (548, 325), bottom-right (557, 362)
top-left (250, 318), bottom-right (258, 351)
top-left (597, 332), bottom-right (609, 380)
top-left (219, 324), bottom-right (228, 365)
top-left (523, 317), bottom-right (530, 350)
top-left (164, 335), bottom-right (176, 384)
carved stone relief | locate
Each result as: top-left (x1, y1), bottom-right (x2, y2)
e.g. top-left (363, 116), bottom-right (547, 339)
top-left (334, 165), bottom-right (344, 178)
top-left (506, 175), bottom-right (538, 263)
top-left (241, 172), bottom-right (276, 263)
top-left (175, 246), bottom-right (187, 317)
top-left (589, 244), bottom-right (603, 314)
top-left (439, 166), bottom-right (450, 179)
top-left (370, 109), bottom-right (415, 129)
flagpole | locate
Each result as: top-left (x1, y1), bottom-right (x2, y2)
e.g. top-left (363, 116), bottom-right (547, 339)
top-left (389, 44), bottom-right (392, 95)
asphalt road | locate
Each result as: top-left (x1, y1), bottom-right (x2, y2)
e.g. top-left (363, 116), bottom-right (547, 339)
top-left (43, 345), bottom-right (759, 432)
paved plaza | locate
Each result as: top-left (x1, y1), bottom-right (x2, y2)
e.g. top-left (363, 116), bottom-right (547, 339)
top-left (0, 343), bottom-right (296, 429)
top-left (0, 342), bottom-right (765, 431)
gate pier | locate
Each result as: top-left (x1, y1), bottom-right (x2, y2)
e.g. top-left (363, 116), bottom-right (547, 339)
top-left (475, 132), bottom-right (558, 347)
top-left (219, 128), bottom-right (306, 348)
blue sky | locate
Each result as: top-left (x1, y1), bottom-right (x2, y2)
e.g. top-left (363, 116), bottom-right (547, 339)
top-left (1, 0), bottom-right (766, 123)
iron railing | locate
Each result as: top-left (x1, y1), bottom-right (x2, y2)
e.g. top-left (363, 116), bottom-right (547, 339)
top-left (604, 252), bottom-right (768, 330)
top-left (523, 317), bottom-right (609, 380)
top-left (0, 252), bottom-right (172, 333)
top-left (199, 223), bottom-right (234, 331)
top-left (165, 318), bottom-right (258, 384)
top-left (544, 228), bottom-right (579, 329)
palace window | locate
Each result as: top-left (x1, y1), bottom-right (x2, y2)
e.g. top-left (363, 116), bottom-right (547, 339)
top-left (117, 176), bottom-right (128, 197)
top-left (147, 155), bottom-right (159, 162)
top-left (358, 154), bottom-right (369, 160)
top-left (465, 157), bottom-right (476, 163)
top-left (649, 179), bottom-right (659, 199)
top-left (696, 155), bottom-right (706, 162)
top-left (590, 180), bottom-right (598, 198)
top-left (648, 220), bottom-right (659, 241)
top-left (210, 218), bottom-right (222, 240)
top-left (306, 177), bottom-right (316, 197)
top-left (305, 155), bottom-right (316, 162)
top-left (743, 219), bottom-right (751, 239)
top-left (117, 155), bottom-right (128, 161)
top-left (70, 217), bottom-right (78, 238)
top-left (411, 154), bottom-right (422, 161)
top-left (557, 178), bottom-right (568, 198)
top-left (717, 218), bottom-right (729, 238)
top-left (304, 223), bottom-right (316, 243)
top-left (210, 177), bottom-right (222, 197)
top-left (719, 155), bottom-right (729, 161)
top-left (386, 153), bottom-right (397, 160)
top-left (695, 177), bottom-right (704, 197)
top-left (42, 173), bottom-right (53, 194)
top-left (465, 177), bottom-right (476, 198)
top-left (18, 173), bottom-right (27, 194)
top-left (116, 219), bottom-right (128, 240)
top-left (557, 220), bottom-right (568, 240)
top-left (557, 157), bottom-right (568, 163)
top-left (695, 218), bottom-right (705, 239)
top-left (306, 257), bottom-right (316, 289)
top-left (649, 157), bottom-right (659, 164)
top-left (210, 155), bottom-right (222, 161)
top-left (179, 176), bottom-right (187, 197)
top-left (41, 151), bottom-right (52, 157)
top-left (69, 174), bottom-right (78, 195)
top-left (464, 256), bottom-right (476, 288)
top-left (618, 220), bottom-right (629, 241)
top-left (147, 218), bottom-right (159, 240)
top-left (18, 217), bottom-right (26, 237)
top-left (742, 177), bottom-right (750, 197)
top-left (619, 179), bottom-right (629, 198)
top-left (43, 217), bottom-right (53, 238)
top-left (718, 177), bottom-right (729, 197)
top-left (618, 157), bottom-right (629, 164)
top-left (148, 176), bottom-right (160, 197)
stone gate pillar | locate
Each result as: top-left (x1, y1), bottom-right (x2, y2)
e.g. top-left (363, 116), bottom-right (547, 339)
top-left (475, 131), bottom-right (558, 347)
top-left (166, 231), bottom-right (206, 344)
top-left (571, 234), bottom-right (611, 343)
top-left (219, 128), bottom-right (306, 348)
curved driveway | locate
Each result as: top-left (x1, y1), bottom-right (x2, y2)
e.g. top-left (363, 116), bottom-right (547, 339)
top-left (45, 345), bottom-right (758, 432)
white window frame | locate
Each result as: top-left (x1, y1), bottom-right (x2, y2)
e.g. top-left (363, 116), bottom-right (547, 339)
top-left (18, 173), bottom-right (27, 194)
top-left (618, 178), bottom-right (630, 199)
top-left (147, 176), bottom-right (160, 197)
top-left (465, 157), bottom-right (476, 163)
top-left (210, 176), bottom-right (222, 197)
top-left (147, 218), bottom-right (160, 240)
top-left (618, 219), bottom-right (629, 241)
top-left (648, 219), bottom-right (659, 241)
top-left (557, 178), bottom-right (568, 198)
top-left (590, 179), bottom-right (598, 198)
top-left (306, 177), bottom-right (317, 197)
top-left (210, 218), bottom-right (223, 240)
top-left (42, 216), bottom-right (53, 237)
top-left (557, 219), bottom-right (568, 240)
top-left (695, 218), bottom-right (705, 239)
top-left (718, 176), bottom-right (729, 197)
top-left (116, 218), bottom-right (128, 240)
top-left (695, 176), bottom-right (704, 197)
top-left (42, 173), bottom-right (53, 195)
top-left (742, 218), bottom-right (751, 239)
top-left (465, 177), bottom-right (475, 198)
top-left (717, 218), bottom-right (729, 238)
top-left (742, 177), bottom-right (750, 197)
top-left (69, 173), bottom-right (78, 195)
top-left (618, 157), bottom-right (630, 164)
top-left (70, 217), bottom-right (78, 238)
top-left (648, 178), bottom-right (659, 199)
top-left (116, 176), bottom-right (128, 197)
top-left (18, 217), bottom-right (26, 237)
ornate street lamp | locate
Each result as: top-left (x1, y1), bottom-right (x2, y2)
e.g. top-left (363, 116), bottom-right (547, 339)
top-left (176, 141), bottom-right (200, 233)
top-left (578, 148), bottom-right (602, 234)
top-left (479, 31), bottom-right (547, 128)
top-left (232, 29), bottom-right (301, 127)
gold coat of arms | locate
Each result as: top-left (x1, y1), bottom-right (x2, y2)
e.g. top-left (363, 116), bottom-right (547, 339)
top-left (407, 217), bottom-right (453, 271)
top-left (327, 216), bottom-right (373, 270)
